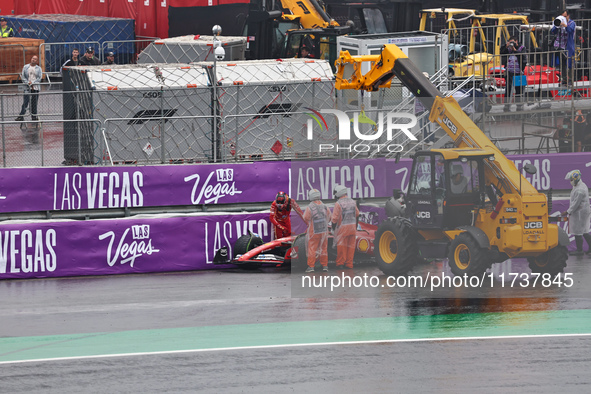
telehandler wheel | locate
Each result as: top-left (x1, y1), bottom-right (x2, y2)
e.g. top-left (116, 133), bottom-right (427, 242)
top-left (448, 233), bottom-right (491, 276)
top-left (374, 218), bottom-right (419, 275)
top-left (527, 245), bottom-right (568, 276)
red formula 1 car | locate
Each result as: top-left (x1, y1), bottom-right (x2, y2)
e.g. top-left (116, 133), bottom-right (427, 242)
top-left (213, 221), bottom-right (377, 270)
top-left (487, 65), bottom-right (591, 101)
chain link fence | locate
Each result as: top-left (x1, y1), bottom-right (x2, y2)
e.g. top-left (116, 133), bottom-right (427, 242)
top-left (440, 17), bottom-right (591, 155)
top-left (3, 14), bottom-right (135, 73)
top-left (136, 36), bottom-right (246, 64)
top-left (7, 24), bottom-right (591, 168)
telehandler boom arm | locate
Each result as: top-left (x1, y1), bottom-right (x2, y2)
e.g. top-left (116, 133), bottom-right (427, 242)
top-left (334, 45), bottom-right (537, 196)
top-left (280, 0), bottom-right (339, 28)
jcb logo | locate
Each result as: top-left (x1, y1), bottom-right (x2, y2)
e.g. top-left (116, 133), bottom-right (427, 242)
top-left (416, 211), bottom-right (430, 219)
top-left (524, 221), bottom-right (543, 229)
top-left (443, 116), bottom-right (457, 134)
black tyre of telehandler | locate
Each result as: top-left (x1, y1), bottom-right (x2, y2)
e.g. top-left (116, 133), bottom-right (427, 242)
top-left (374, 218), bottom-right (419, 275)
top-left (527, 245), bottom-right (568, 276)
top-left (448, 233), bottom-right (491, 276)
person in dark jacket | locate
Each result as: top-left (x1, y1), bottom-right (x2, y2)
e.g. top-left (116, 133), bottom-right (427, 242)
top-left (61, 48), bottom-right (80, 75)
top-left (103, 51), bottom-right (115, 65)
top-left (500, 35), bottom-right (527, 112)
top-left (79, 47), bottom-right (100, 66)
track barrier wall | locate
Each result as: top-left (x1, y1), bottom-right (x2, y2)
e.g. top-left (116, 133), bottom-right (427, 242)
top-left (1, 153), bottom-right (584, 216)
top-left (0, 155), bottom-right (587, 279)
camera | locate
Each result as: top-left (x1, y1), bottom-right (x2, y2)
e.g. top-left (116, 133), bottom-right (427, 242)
top-left (214, 46), bottom-right (225, 61)
top-left (554, 15), bottom-right (567, 27)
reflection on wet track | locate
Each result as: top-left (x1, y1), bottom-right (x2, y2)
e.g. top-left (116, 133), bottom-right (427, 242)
top-left (1, 255), bottom-right (590, 392)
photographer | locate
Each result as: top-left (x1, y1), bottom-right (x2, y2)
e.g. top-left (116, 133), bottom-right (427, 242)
top-left (551, 9), bottom-right (576, 84)
top-left (501, 35), bottom-right (527, 112)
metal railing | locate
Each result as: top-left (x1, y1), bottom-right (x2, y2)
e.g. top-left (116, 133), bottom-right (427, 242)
top-left (0, 73), bottom-right (524, 168)
top-left (10, 24), bottom-right (591, 167)
top-left (101, 39), bottom-right (158, 64)
top-left (40, 41), bottom-right (100, 76)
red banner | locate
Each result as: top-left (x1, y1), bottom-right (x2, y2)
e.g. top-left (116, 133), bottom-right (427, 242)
top-left (75, 0), bottom-right (109, 17)
top-left (137, 0), bottom-right (157, 37)
top-left (5, 0), bottom-right (250, 39)
top-left (13, 0), bottom-right (35, 15)
top-left (0, 0), bottom-right (15, 16)
top-left (109, 0), bottom-right (137, 20)
top-left (156, 0), bottom-right (168, 39)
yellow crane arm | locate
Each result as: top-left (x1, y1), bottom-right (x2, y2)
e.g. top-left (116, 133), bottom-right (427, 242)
top-left (280, 0), bottom-right (339, 29)
top-left (334, 44), bottom-right (538, 196)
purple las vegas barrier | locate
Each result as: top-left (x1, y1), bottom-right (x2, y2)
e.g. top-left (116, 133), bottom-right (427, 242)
top-left (0, 201), bottom-right (581, 280)
top-left (291, 158), bottom-right (413, 200)
top-left (290, 152), bottom-right (591, 198)
top-left (1, 152), bottom-right (591, 215)
top-left (0, 162), bottom-right (290, 213)
top-left (0, 212), bottom-right (273, 280)
top-left (509, 152), bottom-right (591, 191)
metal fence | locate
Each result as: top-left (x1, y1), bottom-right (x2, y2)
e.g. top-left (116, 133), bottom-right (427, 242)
top-left (8, 16), bottom-right (591, 167)
top-left (442, 17), bottom-right (591, 154)
top-left (0, 78), bottom-right (583, 167)
top-left (0, 75), bottom-right (484, 167)
top-left (101, 39), bottom-right (159, 65)
top-left (40, 41), bottom-right (100, 75)
top-left (2, 38), bottom-right (159, 83)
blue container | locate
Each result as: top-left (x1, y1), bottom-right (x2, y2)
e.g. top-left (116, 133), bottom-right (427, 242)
top-left (5, 14), bottom-right (135, 72)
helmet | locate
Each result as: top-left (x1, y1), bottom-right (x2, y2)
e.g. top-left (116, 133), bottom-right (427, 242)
top-left (106, 51), bottom-right (114, 57)
top-left (308, 188), bottom-right (321, 201)
top-left (333, 185), bottom-right (348, 198)
top-left (86, 47), bottom-right (94, 53)
top-left (451, 164), bottom-right (464, 176)
top-left (565, 169), bottom-right (581, 186)
top-left (275, 191), bottom-right (288, 209)
top-left (417, 180), bottom-right (431, 190)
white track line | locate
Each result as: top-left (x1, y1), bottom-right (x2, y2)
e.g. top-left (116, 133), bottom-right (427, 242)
top-left (1, 332), bottom-right (591, 365)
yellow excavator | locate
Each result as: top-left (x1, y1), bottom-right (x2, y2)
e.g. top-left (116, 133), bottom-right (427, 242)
top-left (335, 45), bottom-right (569, 276)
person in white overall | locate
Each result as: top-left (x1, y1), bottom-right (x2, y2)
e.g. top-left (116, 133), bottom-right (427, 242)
top-left (562, 170), bottom-right (591, 255)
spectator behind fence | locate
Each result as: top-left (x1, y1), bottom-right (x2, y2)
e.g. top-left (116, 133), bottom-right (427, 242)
top-left (61, 48), bottom-right (80, 75)
top-left (15, 55), bottom-right (42, 122)
top-left (0, 17), bottom-right (14, 38)
top-left (501, 35), bottom-right (526, 112)
top-left (574, 110), bottom-right (591, 152)
top-left (557, 118), bottom-right (573, 152)
top-left (103, 51), bottom-right (116, 65)
top-left (79, 47), bottom-right (100, 66)
top-left (551, 9), bottom-right (576, 84)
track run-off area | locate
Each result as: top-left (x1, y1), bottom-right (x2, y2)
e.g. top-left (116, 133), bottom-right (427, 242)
top-left (1, 258), bottom-right (591, 392)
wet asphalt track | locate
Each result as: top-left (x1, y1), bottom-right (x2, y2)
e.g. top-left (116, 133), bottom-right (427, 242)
top-left (1, 255), bottom-right (591, 393)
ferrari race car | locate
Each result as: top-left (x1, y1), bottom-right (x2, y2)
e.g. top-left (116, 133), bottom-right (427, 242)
top-left (213, 222), bottom-right (377, 270)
